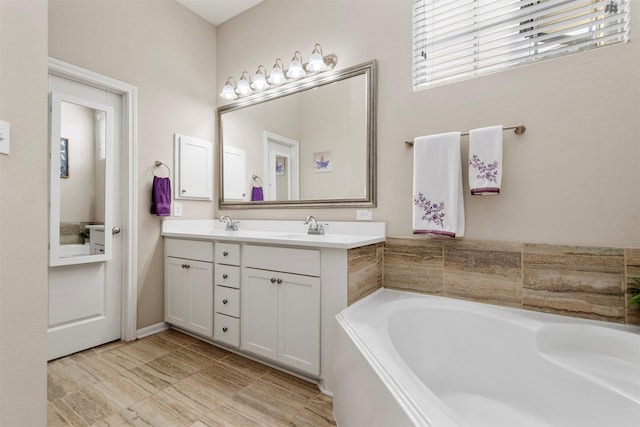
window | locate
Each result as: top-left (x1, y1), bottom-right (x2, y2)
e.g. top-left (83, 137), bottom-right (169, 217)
top-left (412, 0), bottom-right (630, 90)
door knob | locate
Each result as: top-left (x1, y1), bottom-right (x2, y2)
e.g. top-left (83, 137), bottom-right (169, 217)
top-left (112, 226), bottom-right (121, 235)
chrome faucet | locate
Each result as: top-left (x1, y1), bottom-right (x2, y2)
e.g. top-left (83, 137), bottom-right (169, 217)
top-left (304, 215), bottom-right (325, 235)
top-left (219, 215), bottom-right (239, 231)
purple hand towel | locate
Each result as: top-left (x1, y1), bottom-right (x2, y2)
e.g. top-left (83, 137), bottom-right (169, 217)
top-left (251, 186), bottom-right (264, 201)
top-left (151, 176), bottom-right (171, 216)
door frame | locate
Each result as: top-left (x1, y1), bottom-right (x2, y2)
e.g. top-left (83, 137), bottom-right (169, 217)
top-left (48, 57), bottom-right (138, 342)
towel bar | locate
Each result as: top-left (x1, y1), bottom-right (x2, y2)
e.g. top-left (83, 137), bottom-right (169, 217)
top-left (153, 161), bottom-right (171, 177)
top-left (404, 124), bottom-right (525, 146)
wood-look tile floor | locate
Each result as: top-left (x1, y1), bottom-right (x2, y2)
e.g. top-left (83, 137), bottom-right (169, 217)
top-left (47, 329), bottom-right (336, 426)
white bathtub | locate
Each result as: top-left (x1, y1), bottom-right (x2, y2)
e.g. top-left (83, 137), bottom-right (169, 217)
top-left (334, 289), bottom-right (640, 427)
top-left (59, 243), bottom-right (90, 257)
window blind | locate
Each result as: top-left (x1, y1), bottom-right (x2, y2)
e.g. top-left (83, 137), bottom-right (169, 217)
top-left (412, 0), bottom-right (630, 90)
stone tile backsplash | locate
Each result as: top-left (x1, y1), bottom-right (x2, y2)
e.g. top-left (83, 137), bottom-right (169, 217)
top-left (384, 236), bottom-right (640, 326)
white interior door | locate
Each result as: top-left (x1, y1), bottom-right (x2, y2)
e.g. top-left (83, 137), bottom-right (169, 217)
top-left (48, 75), bottom-right (123, 360)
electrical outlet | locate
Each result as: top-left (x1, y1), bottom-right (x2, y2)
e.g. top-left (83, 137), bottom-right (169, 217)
top-left (356, 209), bottom-right (373, 220)
top-left (173, 202), bottom-right (183, 217)
top-left (0, 120), bottom-right (10, 155)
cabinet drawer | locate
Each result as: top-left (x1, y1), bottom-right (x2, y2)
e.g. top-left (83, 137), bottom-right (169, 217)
top-left (214, 313), bottom-right (240, 347)
top-left (165, 239), bottom-right (214, 262)
top-left (215, 242), bottom-right (240, 265)
top-left (215, 265), bottom-right (240, 288)
top-left (215, 286), bottom-right (240, 317)
top-left (243, 245), bottom-right (320, 276)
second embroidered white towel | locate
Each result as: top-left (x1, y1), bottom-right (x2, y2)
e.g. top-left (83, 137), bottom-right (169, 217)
top-left (412, 132), bottom-right (465, 237)
top-left (469, 125), bottom-right (503, 195)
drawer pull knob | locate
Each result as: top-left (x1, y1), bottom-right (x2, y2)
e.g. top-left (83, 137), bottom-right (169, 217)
top-left (222, 327), bottom-right (228, 332)
top-left (270, 277), bottom-right (277, 284)
top-left (223, 251), bottom-right (229, 256)
top-left (277, 278), bottom-right (283, 284)
top-left (223, 299), bottom-right (228, 304)
top-left (181, 264), bottom-right (190, 269)
top-left (222, 274), bottom-right (228, 279)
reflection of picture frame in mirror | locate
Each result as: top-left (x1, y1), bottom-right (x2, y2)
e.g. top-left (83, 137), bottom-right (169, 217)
top-left (275, 155), bottom-right (285, 176)
top-left (60, 138), bottom-right (69, 178)
top-left (313, 151), bottom-right (332, 173)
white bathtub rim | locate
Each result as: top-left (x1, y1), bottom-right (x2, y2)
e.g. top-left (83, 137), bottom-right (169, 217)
top-left (337, 290), bottom-right (467, 427)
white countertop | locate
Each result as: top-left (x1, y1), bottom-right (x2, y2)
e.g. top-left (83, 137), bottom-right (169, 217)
top-left (161, 219), bottom-right (386, 249)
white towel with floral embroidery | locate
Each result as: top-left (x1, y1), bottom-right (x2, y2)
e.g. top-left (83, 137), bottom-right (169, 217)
top-left (469, 125), bottom-right (503, 195)
top-left (412, 132), bottom-right (465, 237)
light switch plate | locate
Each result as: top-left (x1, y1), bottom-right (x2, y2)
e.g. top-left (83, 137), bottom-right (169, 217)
top-left (0, 120), bottom-right (10, 155)
top-left (173, 202), bottom-right (183, 217)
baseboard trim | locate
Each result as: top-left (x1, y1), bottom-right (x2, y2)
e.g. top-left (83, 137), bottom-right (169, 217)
top-left (136, 322), bottom-right (169, 339)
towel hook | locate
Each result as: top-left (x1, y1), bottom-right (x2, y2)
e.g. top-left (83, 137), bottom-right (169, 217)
top-left (153, 161), bottom-right (171, 177)
top-left (251, 174), bottom-right (263, 186)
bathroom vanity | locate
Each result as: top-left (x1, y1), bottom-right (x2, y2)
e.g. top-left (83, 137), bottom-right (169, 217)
top-left (161, 219), bottom-right (385, 393)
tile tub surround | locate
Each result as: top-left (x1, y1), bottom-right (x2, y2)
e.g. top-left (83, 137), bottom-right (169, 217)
top-left (48, 329), bottom-right (335, 426)
top-left (384, 237), bottom-right (640, 326)
top-left (347, 243), bottom-right (384, 305)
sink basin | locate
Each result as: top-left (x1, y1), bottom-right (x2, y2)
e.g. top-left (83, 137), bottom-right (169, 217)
top-left (208, 229), bottom-right (237, 235)
top-left (275, 233), bottom-right (326, 240)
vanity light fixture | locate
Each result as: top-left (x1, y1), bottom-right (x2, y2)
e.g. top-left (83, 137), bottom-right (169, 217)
top-left (235, 71), bottom-right (253, 96)
top-left (268, 59), bottom-right (287, 85)
top-left (286, 51), bottom-right (306, 79)
top-left (219, 77), bottom-right (238, 100)
top-left (220, 44), bottom-right (338, 100)
top-left (251, 65), bottom-right (269, 90)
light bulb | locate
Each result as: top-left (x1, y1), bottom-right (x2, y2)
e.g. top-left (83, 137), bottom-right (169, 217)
top-left (306, 44), bottom-right (325, 72)
top-left (286, 51), bottom-right (306, 78)
top-left (268, 59), bottom-right (286, 84)
top-left (251, 66), bottom-right (269, 90)
top-left (235, 72), bottom-right (252, 95)
top-left (219, 78), bottom-right (237, 100)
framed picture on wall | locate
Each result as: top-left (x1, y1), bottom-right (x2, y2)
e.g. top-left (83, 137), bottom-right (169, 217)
top-left (60, 138), bottom-right (69, 178)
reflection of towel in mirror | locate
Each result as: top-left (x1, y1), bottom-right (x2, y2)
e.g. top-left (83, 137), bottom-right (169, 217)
top-left (251, 186), bottom-right (264, 201)
top-left (151, 176), bottom-right (171, 216)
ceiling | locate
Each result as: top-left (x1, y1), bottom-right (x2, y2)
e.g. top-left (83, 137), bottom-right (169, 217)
top-left (176, 0), bottom-right (263, 26)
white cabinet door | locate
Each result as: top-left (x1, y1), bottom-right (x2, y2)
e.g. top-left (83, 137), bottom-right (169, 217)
top-left (241, 267), bottom-right (320, 376)
top-left (174, 134), bottom-right (213, 200)
top-left (278, 272), bottom-right (320, 375)
top-left (165, 257), bottom-right (188, 327)
top-left (241, 268), bottom-right (278, 360)
top-left (164, 257), bottom-right (213, 337)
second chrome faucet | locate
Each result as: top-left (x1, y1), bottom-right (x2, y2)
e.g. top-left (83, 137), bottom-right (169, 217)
top-left (304, 215), bottom-right (325, 235)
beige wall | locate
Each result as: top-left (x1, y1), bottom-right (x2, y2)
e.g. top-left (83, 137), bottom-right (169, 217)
top-left (0, 0), bottom-right (49, 425)
top-left (49, 0), bottom-right (217, 328)
top-left (217, 0), bottom-right (640, 249)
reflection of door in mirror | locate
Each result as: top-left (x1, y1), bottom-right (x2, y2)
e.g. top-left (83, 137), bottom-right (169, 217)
top-left (264, 131), bottom-right (299, 201)
top-left (223, 145), bottom-right (247, 201)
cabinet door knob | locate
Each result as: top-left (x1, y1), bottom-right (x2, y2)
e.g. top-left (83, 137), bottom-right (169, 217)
top-left (270, 277), bottom-right (277, 284)
top-left (182, 263), bottom-right (191, 269)
top-left (276, 278), bottom-right (283, 284)
top-left (222, 274), bottom-right (228, 279)
top-left (223, 251), bottom-right (229, 256)
top-left (222, 298), bottom-right (228, 304)
top-left (222, 327), bottom-right (228, 332)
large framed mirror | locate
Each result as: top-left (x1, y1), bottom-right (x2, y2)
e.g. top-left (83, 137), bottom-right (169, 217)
top-left (218, 60), bottom-right (377, 208)
top-left (49, 91), bottom-right (113, 266)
